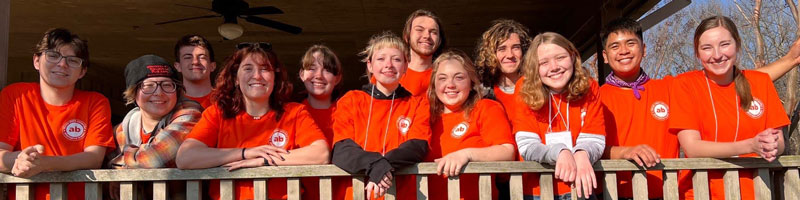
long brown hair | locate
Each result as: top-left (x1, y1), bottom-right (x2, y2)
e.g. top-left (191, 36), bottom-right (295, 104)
top-left (520, 32), bottom-right (590, 110)
top-left (693, 15), bottom-right (752, 110)
top-left (474, 19), bottom-right (531, 88)
top-left (212, 45), bottom-right (292, 119)
top-left (428, 49), bottom-right (483, 124)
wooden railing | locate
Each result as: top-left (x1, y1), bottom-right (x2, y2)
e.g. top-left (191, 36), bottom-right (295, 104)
top-left (1, 156), bottom-right (800, 200)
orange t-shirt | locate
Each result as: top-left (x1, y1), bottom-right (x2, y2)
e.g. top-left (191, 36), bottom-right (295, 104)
top-left (399, 68), bottom-right (433, 96)
top-left (511, 79), bottom-right (605, 196)
top-left (426, 99), bottom-right (515, 200)
top-left (0, 83), bottom-right (115, 200)
top-left (299, 99), bottom-right (347, 200)
top-left (668, 70), bottom-right (789, 200)
top-left (493, 84), bottom-right (519, 121)
top-left (333, 89), bottom-right (431, 200)
top-left (600, 76), bottom-right (680, 198)
top-left (186, 102), bottom-right (326, 200)
top-left (186, 93), bottom-right (213, 109)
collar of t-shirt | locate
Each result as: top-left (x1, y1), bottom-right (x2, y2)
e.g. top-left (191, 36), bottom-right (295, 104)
top-left (360, 84), bottom-right (412, 100)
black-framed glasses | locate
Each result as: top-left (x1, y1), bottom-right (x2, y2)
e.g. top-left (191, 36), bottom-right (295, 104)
top-left (236, 42), bottom-right (272, 50)
top-left (140, 81), bottom-right (177, 94)
top-left (43, 50), bottom-right (84, 69)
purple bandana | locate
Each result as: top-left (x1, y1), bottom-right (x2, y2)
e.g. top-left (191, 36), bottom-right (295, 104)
top-left (605, 71), bottom-right (650, 99)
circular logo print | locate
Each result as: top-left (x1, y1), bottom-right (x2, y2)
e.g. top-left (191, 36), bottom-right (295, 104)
top-left (651, 101), bottom-right (669, 120)
top-left (450, 122), bottom-right (469, 138)
top-left (747, 98), bottom-right (765, 119)
top-left (397, 117), bottom-right (411, 135)
top-left (62, 119), bottom-right (87, 141)
top-left (270, 129), bottom-right (288, 148)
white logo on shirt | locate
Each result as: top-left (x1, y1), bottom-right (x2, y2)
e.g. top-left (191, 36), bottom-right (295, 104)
top-left (270, 129), bottom-right (288, 148)
top-left (451, 122), bottom-right (469, 138)
top-left (651, 101), bottom-right (669, 120)
top-left (397, 117), bottom-right (411, 135)
top-left (747, 98), bottom-right (765, 119)
top-left (62, 119), bottom-right (87, 141)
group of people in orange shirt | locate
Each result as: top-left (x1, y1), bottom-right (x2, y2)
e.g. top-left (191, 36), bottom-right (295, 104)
top-left (1, 8), bottom-right (799, 200)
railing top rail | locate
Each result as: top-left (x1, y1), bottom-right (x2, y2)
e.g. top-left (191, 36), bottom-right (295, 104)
top-left (1, 156), bottom-right (798, 183)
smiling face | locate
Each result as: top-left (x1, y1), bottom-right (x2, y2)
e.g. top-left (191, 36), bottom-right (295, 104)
top-left (300, 52), bottom-right (340, 99)
top-left (136, 77), bottom-right (178, 119)
top-left (696, 26), bottom-right (738, 81)
top-left (434, 59), bottom-right (472, 113)
top-left (367, 47), bottom-right (407, 87)
top-left (495, 33), bottom-right (524, 76)
top-left (602, 31), bottom-right (645, 80)
top-left (236, 54), bottom-right (275, 103)
top-left (537, 43), bottom-right (574, 93)
top-left (408, 16), bottom-right (441, 57)
top-left (175, 46), bottom-right (216, 82)
top-left (33, 45), bottom-right (86, 89)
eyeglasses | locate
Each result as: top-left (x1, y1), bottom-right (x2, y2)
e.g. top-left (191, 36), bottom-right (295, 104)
top-left (43, 50), bottom-right (84, 68)
top-left (140, 81), bottom-right (177, 94)
top-left (236, 42), bottom-right (272, 50)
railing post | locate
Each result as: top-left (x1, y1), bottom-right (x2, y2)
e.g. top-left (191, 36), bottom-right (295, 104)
top-left (540, 173), bottom-right (554, 200)
top-left (352, 176), bottom-right (365, 200)
top-left (723, 169), bottom-right (741, 200)
top-left (478, 174), bottom-right (492, 200)
top-left (447, 176), bottom-right (460, 200)
top-left (186, 180), bottom-right (202, 200)
top-left (49, 183), bottom-right (67, 200)
top-left (632, 171), bottom-right (648, 199)
top-left (220, 180), bottom-right (234, 200)
top-left (153, 181), bottom-right (167, 200)
top-left (319, 177), bottom-right (332, 200)
top-left (663, 170), bottom-right (679, 200)
top-left (754, 168), bottom-right (771, 200)
top-left (603, 173), bottom-right (617, 200)
top-left (510, 173), bottom-right (524, 200)
top-left (120, 182), bottom-right (137, 200)
top-left (84, 182), bottom-right (102, 200)
top-left (253, 179), bottom-right (268, 200)
top-left (15, 184), bottom-right (32, 200)
top-left (417, 175), bottom-right (429, 200)
top-left (693, 170), bottom-right (710, 200)
top-left (784, 168), bottom-right (800, 199)
top-left (287, 178), bottom-right (301, 200)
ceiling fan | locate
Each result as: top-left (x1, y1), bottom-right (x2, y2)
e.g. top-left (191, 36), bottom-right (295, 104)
top-left (155, 0), bottom-right (303, 40)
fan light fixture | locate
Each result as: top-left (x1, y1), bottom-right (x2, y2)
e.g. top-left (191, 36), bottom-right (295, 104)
top-left (218, 23), bottom-right (244, 40)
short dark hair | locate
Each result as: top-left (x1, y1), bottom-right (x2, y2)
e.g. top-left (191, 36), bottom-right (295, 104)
top-left (34, 28), bottom-right (89, 69)
top-left (600, 18), bottom-right (643, 49)
top-left (174, 34), bottom-right (215, 62)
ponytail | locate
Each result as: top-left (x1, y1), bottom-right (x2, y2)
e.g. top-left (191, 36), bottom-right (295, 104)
top-left (733, 67), bottom-right (753, 110)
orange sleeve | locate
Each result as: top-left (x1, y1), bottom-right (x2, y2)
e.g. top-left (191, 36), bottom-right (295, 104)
top-left (580, 82), bottom-right (605, 135)
top-left (406, 96), bottom-right (432, 142)
top-left (761, 75), bottom-right (791, 129)
top-left (511, 97), bottom-right (539, 134)
top-left (668, 75), bottom-right (699, 134)
top-left (186, 106), bottom-right (221, 147)
top-left (0, 86), bottom-right (19, 146)
top-left (291, 104), bottom-right (327, 147)
top-left (84, 94), bottom-right (115, 149)
top-left (332, 92), bottom-right (357, 143)
top-left (478, 100), bottom-right (514, 145)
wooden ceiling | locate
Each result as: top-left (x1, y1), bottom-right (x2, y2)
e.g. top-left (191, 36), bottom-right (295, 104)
top-left (5, 0), bottom-right (659, 121)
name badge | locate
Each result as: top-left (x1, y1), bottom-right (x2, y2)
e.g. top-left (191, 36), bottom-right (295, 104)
top-left (545, 131), bottom-right (573, 151)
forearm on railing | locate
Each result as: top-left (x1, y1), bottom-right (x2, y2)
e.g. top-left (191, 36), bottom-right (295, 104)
top-left (516, 131), bottom-right (567, 165)
top-left (272, 140), bottom-right (330, 166)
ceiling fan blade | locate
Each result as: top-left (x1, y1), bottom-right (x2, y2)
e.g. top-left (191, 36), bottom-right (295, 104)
top-left (174, 4), bottom-right (212, 11)
top-left (242, 6), bottom-right (283, 15)
top-left (155, 15), bottom-right (220, 25)
top-left (244, 15), bottom-right (302, 34)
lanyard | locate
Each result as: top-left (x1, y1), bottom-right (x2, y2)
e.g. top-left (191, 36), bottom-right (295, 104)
top-left (363, 85), bottom-right (396, 156)
top-left (548, 93), bottom-right (570, 133)
top-left (703, 73), bottom-right (739, 142)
